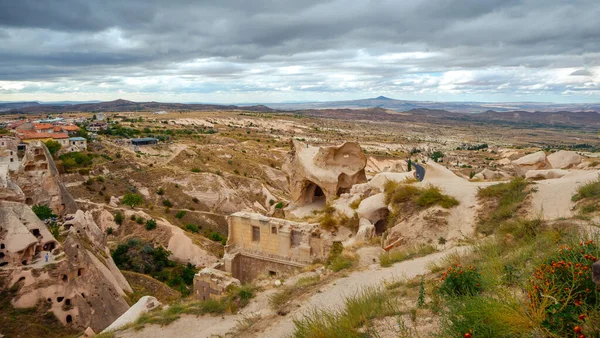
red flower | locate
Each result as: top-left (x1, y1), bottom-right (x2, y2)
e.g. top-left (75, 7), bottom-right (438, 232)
top-left (579, 314), bottom-right (586, 321)
top-left (574, 325), bottom-right (582, 334)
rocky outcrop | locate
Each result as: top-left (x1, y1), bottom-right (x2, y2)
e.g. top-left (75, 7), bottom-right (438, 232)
top-left (512, 151), bottom-right (551, 174)
top-left (472, 168), bottom-right (509, 181)
top-left (283, 140), bottom-right (367, 207)
top-left (355, 218), bottom-right (375, 241)
top-left (525, 169), bottom-right (569, 180)
top-left (102, 296), bottom-right (161, 333)
top-left (11, 142), bottom-right (77, 214)
top-left (547, 150), bottom-right (582, 169)
top-left (1, 202), bottom-right (131, 333)
top-left (368, 172), bottom-right (415, 190)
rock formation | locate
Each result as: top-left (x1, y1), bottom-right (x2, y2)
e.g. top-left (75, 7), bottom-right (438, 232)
top-left (283, 140), bottom-right (367, 207)
top-left (512, 151), bottom-right (551, 174)
top-left (547, 150), bottom-right (582, 169)
top-left (11, 142), bottom-right (77, 214)
top-left (102, 296), bottom-right (161, 333)
top-left (525, 169), bottom-right (569, 180)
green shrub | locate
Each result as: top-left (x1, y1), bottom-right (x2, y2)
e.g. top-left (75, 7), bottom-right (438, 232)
top-left (329, 254), bottom-right (356, 272)
top-left (204, 230), bottom-right (225, 243)
top-left (175, 210), bottom-right (187, 219)
top-left (31, 204), bottom-right (56, 220)
top-left (191, 168), bottom-right (201, 173)
top-left (114, 212), bottom-right (124, 225)
top-left (44, 140), bottom-right (62, 157)
top-left (145, 219), bottom-right (157, 230)
top-left (572, 176), bottom-right (600, 201)
top-left (136, 216), bottom-right (145, 225)
top-left (157, 187), bottom-right (165, 195)
top-left (162, 199), bottom-right (174, 208)
top-left (274, 202), bottom-right (284, 209)
top-left (184, 224), bottom-right (199, 233)
top-left (107, 227), bottom-right (114, 235)
top-left (438, 264), bottom-right (483, 297)
top-left (122, 193), bottom-right (144, 208)
top-left (476, 178), bottom-right (530, 235)
top-left (384, 181), bottom-right (458, 209)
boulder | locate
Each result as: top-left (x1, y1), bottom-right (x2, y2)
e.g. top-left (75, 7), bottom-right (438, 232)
top-left (525, 169), bottom-right (569, 180)
top-left (368, 172), bottom-right (415, 191)
top-left (109, 196), bottom-right (120, 208)
top-left (512, 151), bottom-right (550, 174)
top-left (283, 140), bottom-right (367, 207)
top-left (547, 150), bottom-right (582, 169)
top-left (355, 218), bottom-right (375, 241)
top-left (356, 193), bottom-right (389, 235)
top-left (473, 168), bottom-right (508, 180)
top-left (102, 296), bottom-right (161, 333)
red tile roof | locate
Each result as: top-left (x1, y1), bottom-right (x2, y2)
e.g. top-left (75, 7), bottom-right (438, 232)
top-left (19, 132), bottom-right (69, 140)
top-left (34, 123), bottom-right (53, 130)
top-left (61, 125), bottom-right (80, 131)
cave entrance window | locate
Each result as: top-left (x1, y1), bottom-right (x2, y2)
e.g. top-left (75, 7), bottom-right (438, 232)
top-left (78, 268), bottom-right (83, 276)
top-left (375, 220), bottom-right (387, 235)
top-left (252, 226), bottom-right (260, 242)
top-left (304, 181), bottom-right (325, 204)
top-left (66, 315), bottom-right (72, 323)
top-left (0, 252), bottom-right (4, 259)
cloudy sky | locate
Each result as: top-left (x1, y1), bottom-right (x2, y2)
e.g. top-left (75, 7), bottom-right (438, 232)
top-left (0, 0), bottom-right (599, 103)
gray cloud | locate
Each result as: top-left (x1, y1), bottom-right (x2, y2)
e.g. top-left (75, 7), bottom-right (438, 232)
top-left (0, 0), bottom-right (599, 102)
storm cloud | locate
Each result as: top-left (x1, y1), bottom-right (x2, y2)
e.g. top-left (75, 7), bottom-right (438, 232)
top-left (0, 0), bottom-right (599, 102)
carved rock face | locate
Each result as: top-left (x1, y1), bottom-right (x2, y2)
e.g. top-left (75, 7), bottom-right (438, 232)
top-left (283, 140), bottom-right (367, 207)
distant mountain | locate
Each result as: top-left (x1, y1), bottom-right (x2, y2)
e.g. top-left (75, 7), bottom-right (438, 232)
top-left (2, 99), bottom-right (274, 114)
top-left (296, 107), bottom-right (600, 130)
top-left (265, 96), bottom-right (600, 114)
top-left (0, 101), bottom-right (40, 112)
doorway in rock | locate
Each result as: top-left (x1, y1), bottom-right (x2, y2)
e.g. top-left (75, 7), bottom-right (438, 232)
top-left (373, 208), bottom-right (390, 235)
top-left (304, 181), bottom-right (325, 204)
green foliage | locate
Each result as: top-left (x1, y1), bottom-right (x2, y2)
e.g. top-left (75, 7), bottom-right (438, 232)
top-left (417, 277), bottom-right (425, 308)
top-left (469, 171), bottom-right (476, 179)
top-left (430, 150), bottom-right (445, 162)
top-left (407, 158), bottom-right (412, 171)
top-left (327, 242), bottom-right (344, 265)
top-left (112, 239), bottom-right (197, 296)
top-left (47, 222), bottom-right (60, 239)
top-left (438, 264), bottom-right (483, 297)
top-left (122, 193), bottom-right (144, 208)
top-left (58, 152), bottom-right (94, 172)
top-left (136, 216), bottom-right (145, 224)
top-left (204, 230), bottom-right (225, 243)
top-left (107, 227), bottom-right (114, 235)
top-left (156, 187), bottom-right (165, 195)
top-left (572, 176), bottom-right (600, 202)
top-left (274, 202), bottom-right (284, 209)
top-left (329, 254), bottom-right (357, 272)
top-left (184, 224), bottom-right (199, 233)
top-left (477, 177), bottom-right (530, 235)
top-left (384, 181), bottom-right (459, 210)
top-left (114, 212), bottom-right (124, 225)
top-left (31, 204), bottom-right (56, 220)
top-left (44, 140), bottom-right (61, 157)
top-left (191, 168), bottom-right (201, 173)
top-left (270, 276), bottom-right (320, 312)
top-left (528, 240), bottom-right (600, 336)
top-left (145, 219), bottom-right (157, 230)
top-left (162, 199), bottom-right (173, 208)
top-left (175, 210), bottom-right (186, 219)
top-left (292, 287), bottom-right (397, 338)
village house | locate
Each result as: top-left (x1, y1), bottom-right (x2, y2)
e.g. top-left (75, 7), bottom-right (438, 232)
top-left (68, 137), bottom-right (87, 152)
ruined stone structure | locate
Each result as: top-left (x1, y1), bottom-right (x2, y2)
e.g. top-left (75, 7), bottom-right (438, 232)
top-left (283, 140), bottom-right (367, 207)
top-left (193, 267), bottom-right (240, 300)
top-left (224, 212), bottom-right (332, 282)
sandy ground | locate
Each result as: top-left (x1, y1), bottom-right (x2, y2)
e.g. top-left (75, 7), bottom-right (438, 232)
top-left (116, 246), bottom-right (469, 338)
top-left (529, 169), bottom-right (600, 219)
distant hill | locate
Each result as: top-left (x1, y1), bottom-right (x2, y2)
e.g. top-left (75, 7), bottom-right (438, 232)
top-left (265, 96), bottom-right (600, 114)
top-left (296, 107), bottom-right (600, 130)
top-left (0, 101), bottom-right (40, 112)
top-left (2, 99), bottom-right (274, 114)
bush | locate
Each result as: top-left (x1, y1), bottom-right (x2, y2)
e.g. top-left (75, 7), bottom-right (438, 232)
top-left (44, 140), bottom-right (61, 157)
top-left (438, 264), bottom-right (483, 297)
top-left (185, 224), bottom-right (199, 233)
top-left (114, 212), bottom-right (124, 225)
top-left (274, 202), bottom-right (284, 209)
top-left (107, 227), bottom-right (114, 235)
top-left (145, 219), bottom-right (157, 230)
top-left (191, 168), bottom-right (201, 173)
top-left (162, 199), bottom-right (173, 208)
top-left (175, 210), bottom-right (187, 219)
top-left (379, 244), bottom-right (437, 267)
top-left (572, 176), bottom-right (600, 201)
top-left (122, 193), bottom-right (144, 208)
top-left (329, 254), bottom-right (357, 272)
top-left (477, 178), bottom-right (530, 235)
top-left (204, 230), bottom-right (225, 243)
top-left (384, 181), bottom-right (459, 210)
top-left (157, 187), bottom-right (165, 195)
top-left (32, 204), bottom-right (56, 220)
top-left (527, 240), bottom-right (600, 336)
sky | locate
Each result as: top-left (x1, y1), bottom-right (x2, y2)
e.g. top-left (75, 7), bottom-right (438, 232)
top-left (0, 0), bottom-right (599, 104)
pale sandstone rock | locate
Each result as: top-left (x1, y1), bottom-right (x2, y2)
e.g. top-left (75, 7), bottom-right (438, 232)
top-left (525, 169), bottom-right (569, 180)
top-left (547, 150), bottom-right (582, 169)
top-left (102, 296), bottom-right (161, 333)
top-left (283, 140), bottom-right (367, 207)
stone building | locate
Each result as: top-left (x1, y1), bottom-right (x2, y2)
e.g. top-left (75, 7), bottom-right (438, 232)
top-left (193, 267), bottom-right (240, 301)
top-left (0, 136), bottom-right (20, 171)
top-left (224, 212), bottom-right (331, 282)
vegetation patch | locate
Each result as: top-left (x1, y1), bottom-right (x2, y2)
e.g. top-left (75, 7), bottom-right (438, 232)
top-left (572, 176), bottom-right (600, 217)
top-left (112, 238), bottom-right (198, 296)
top-left (122, 270), bottom-right (182, 304)
top-left (270, 275), bottom-right (321, 314)
top-left (379, 244), bottom-right (437, 267)
top-left (476, 177), bottom-right (532, 235)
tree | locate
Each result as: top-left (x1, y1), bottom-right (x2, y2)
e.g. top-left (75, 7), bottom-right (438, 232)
top-left (114, 212), bottom-right (124, 225)
top-left (145, 219), bottom-right (157, 230)
top-left (430, 151), bottom-right (445, 163)
top-left (407, 159), bottom-right (412, 171)
top-left (44, 140), bottom-right (62, 157)
top-left (32, 204), bottom-right (56, 220)
top-left (122, 193), bottom-right (143, 208)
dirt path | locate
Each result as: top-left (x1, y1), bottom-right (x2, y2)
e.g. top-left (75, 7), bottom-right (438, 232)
top-left (116, 246), bottom-right (469, 338)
